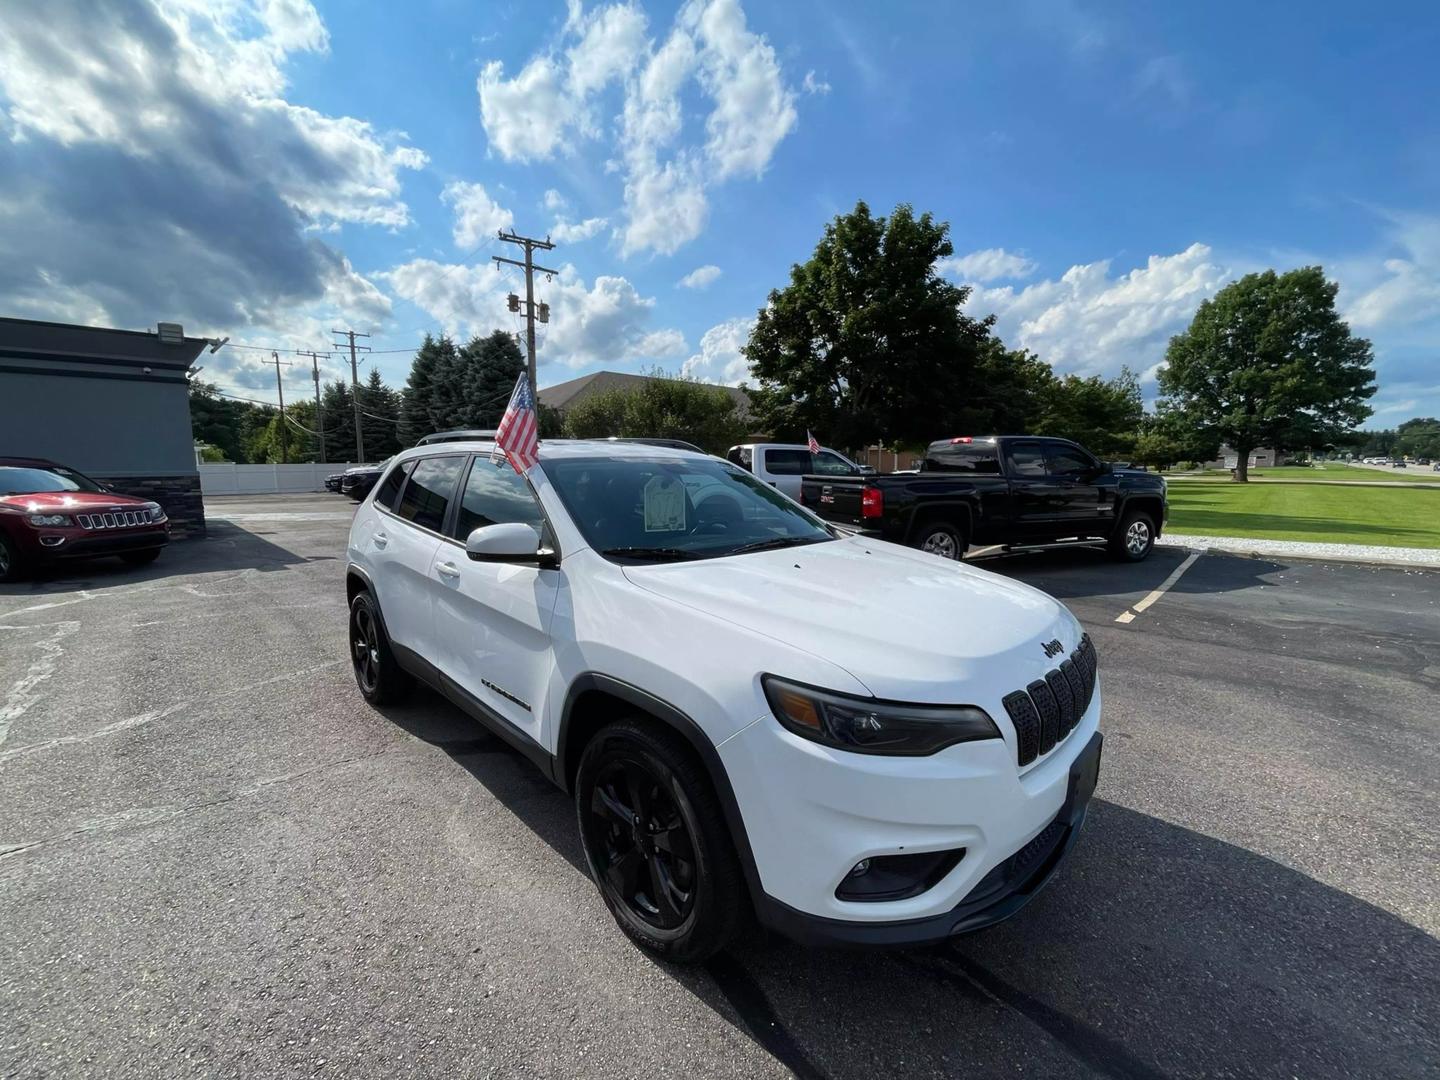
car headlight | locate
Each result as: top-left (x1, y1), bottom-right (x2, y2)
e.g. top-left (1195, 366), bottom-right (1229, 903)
top-left (28, 514), bottom-right (73, 527)
top-left (145, 502), bottom-right (167, 522)
top-left (762, 675), bottom-right (1000, 756)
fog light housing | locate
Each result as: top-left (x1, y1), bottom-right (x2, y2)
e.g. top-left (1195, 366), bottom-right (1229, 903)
top-left (40, 536), bottom-right (66, 547)
top-left (835, 848), bottom-right (966, 902)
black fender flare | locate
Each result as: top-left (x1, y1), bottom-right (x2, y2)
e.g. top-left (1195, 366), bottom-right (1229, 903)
top-left (556, 673), bottom-right (766, 910)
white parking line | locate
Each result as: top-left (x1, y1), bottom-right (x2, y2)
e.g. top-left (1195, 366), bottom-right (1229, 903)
top-left (1115, 550), bottom-right (1202, 623)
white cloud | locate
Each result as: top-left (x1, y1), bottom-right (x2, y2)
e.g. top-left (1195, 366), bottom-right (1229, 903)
top-left (802, 70), bottom-right (831, 95)
top-left (967, 243), bottom-right (1231, 375)
top-left (382, 259), bottom-right (685, 371)
top-left (0, 0), bottom-right (418, 345)
top-left (678, 264), bottom-right (722, 289)
top-left (681, 316), bottom-right (755, 384)
top-left (551, 216), bottom-right (609, 242)
top-left (543, 188), bottom-right (570, 212)
top-left (939, 247), bottom-right (1037, 283)
top-left (442, 181), bottom-right (513, 250)
top-left (1343, 213), bottom-right (1440, 330)
top-left (476, 0), bottom-right (799, 257)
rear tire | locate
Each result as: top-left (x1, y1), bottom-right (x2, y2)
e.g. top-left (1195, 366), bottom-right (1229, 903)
top-left (349, 591), bottom-right (411, 704)
top-left (0, 534), bottom-right (26, 583)
top-left (913, 519), bottom-right (968, 561)
top-left (121, 549), bottom-right (161, 567)
top-left (1110, 509), bottom-right (1156, 562)
top-left (576, 719), bottom-right (746, 963)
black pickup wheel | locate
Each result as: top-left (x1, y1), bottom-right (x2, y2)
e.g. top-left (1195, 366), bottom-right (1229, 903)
top-left (1110, 509), bottom-right (1156, 562)
top-left (913, 520), bottom-right (967, 561)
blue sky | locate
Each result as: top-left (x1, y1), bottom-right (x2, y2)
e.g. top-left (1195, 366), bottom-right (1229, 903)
top-left (1, 0), bottom-right (1437, 425)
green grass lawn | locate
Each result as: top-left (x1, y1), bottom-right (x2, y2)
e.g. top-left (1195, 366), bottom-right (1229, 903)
top-left (1165, 479), bottom-right (1440, 548)
top-left (1178, 463), bottom-right (1440, 483)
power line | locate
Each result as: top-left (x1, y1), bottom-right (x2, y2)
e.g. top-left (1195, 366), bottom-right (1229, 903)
top-left (332, 327), bottom-right (370, 463)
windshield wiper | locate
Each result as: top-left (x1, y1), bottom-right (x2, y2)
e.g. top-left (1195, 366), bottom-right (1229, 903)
top-left (727, 535), bottom-right (830, 557)
top-left (601, 546), bottom-right (702, 562)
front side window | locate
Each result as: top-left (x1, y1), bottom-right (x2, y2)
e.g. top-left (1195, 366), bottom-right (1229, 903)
top-left (452, 456), bottom-right (546, 539)
top-left (1044, 444), bottom-right (1096, 477)
top-left (0, 465), bottom-right (106, 495)
top-left (394, 455), bottom-right (463, 532)
top-left (544, 456), bottom-right (834, 563)
top-left (809, 451), bottom-right (857, 476)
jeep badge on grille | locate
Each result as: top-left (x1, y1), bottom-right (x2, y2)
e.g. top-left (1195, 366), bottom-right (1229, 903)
top-left (1042, 638), bottom-right (1064, 658)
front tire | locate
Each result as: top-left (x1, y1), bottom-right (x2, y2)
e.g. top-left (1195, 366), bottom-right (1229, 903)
top-left (913, 519), bottom-right (968, 561)
top-left (576, 719), bottom-right (746, 963)
top-left (0, 533), bottom-right (26, 583)
top-left (349, 591), bottom-right (411, 705)
top-left (1110, 509), bottom-right (1156, 562)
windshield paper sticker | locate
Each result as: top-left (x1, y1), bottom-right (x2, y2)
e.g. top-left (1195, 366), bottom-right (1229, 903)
top-left (643, 475), bottom-right (687, 533)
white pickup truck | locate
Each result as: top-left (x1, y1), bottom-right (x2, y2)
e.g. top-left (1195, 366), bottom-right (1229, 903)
top-left (725, 442), bottom-right (869, 500)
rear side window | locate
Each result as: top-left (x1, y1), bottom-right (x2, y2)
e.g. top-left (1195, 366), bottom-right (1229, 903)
top-left (1005, 443), bottom-right (1046, 478)
top-left (763, 448), bottom-right (811, 475)
top-left (452, 456), bottom-right (545, 539)
top-left (373, 460), bottom-right (414, 510)
top-left (394, 455), bottom-right (464, 532)
top-left (726, 446), bottom-right (753, 471)
top-left (924, 443), bottom-right (1001, 474)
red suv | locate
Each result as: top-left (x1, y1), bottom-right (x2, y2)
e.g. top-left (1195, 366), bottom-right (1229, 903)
top-left (0, 458), bottom-right (169, 582)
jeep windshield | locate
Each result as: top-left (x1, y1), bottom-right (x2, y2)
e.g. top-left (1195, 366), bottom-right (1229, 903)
top-left (543, 456), bottom-right (835, 563)
top-left (0, 465), bottom-right (107, 496)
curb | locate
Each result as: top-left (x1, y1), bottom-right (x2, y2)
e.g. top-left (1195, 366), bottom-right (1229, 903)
top-left (1156, 537), bottom-right (1440, 572)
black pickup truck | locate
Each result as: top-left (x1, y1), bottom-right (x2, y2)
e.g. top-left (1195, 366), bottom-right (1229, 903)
top-left (799, 435), bottom-right (1168, 562)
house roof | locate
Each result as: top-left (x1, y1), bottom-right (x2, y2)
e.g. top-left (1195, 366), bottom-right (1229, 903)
top-left (537, 370), bottom-right (751, 416)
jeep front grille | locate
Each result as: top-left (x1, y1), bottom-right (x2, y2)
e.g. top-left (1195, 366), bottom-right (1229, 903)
top-left (76, 510), bottom-right (151, 530)
top-left (1001, 634), bottom-right (1097, 767)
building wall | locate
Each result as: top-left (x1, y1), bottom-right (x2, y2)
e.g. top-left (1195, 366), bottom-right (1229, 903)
top-left (0, 318), bottom-right (208, 536)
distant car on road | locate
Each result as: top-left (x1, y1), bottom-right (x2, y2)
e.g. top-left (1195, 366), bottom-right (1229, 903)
top-left (325, 472), bottom-right (345, 492)
top-left (342, 460), bottom-right (390, 500)
top-left (1393, 460), bottom-right (1408, 468)
top-left (0, 457), bottom-right (169, 582)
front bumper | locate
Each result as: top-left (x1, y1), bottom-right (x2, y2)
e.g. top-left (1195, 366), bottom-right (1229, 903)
top-left (753, 731), bottom-right (1101, 947)
top-left (29, 526), bottom-right (169, 562)
top-left (719, 684), bottom-right (1102, 946)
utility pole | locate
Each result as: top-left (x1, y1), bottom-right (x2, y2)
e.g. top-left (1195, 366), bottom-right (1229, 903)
top-left (331, 329), bottom-right (370, 463)
top-left (297, 350), bottom-right (329, 464)
top-left (493, 229), bottom-right (557, 390)
top-left (271, 351), bottom-right (294, 464)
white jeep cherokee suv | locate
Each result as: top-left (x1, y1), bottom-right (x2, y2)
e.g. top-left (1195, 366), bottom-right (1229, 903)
top-left (346, 438), bottom-right (1102, 961)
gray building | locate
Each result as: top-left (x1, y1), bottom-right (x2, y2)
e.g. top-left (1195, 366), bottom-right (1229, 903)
top-left (0, 316), bottom-right (208, 536)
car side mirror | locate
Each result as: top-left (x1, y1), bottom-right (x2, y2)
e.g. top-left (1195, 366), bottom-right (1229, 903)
top-left (465, 523), bottom-right (558, 568)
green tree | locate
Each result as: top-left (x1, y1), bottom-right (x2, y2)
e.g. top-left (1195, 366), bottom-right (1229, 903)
top-left (744, 200), bottom-right (997, 448)
top-left (562, 371), bottom-right (748, 454)
top-left (1158, 267), bottom-right (1376, 481)
top-left (358, 367), bottom-right (403, 459)
top-left (400, 334), bottom-right (448, 445)
top-left (188, 381), bottom-right (251, 462)
top-left (952, 341), bottom-right (1057, 437)
top-left (1038, 368), bottom-right (1144, 459)
top-left (1395, 417), bottom-right (1440, 460)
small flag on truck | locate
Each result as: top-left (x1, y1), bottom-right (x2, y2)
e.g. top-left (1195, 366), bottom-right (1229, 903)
top-left (807, 430), bottom-right (820, 454)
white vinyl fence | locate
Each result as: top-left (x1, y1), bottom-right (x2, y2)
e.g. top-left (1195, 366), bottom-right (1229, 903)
top-left (199, 462), bottom-right (360, 496)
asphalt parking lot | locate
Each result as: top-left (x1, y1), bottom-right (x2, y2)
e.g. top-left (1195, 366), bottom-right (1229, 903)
top-left (2, 494), bottom-right (1437, 1079)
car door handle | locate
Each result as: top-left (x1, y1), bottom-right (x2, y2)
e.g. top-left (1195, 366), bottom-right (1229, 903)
top-left (435, 561), bottom-right (461, 579)
top-left (373, 531), bottom-right (388, 548)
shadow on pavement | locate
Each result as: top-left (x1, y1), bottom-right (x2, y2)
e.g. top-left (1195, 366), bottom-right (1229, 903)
top-left (0, 518), bottom-right (318, 598)
top-left (374, 687), bottom-right (1440, 1080)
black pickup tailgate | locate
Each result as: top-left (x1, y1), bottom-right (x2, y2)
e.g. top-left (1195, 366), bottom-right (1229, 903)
top-left (799, 474), bottom-right (870, 526)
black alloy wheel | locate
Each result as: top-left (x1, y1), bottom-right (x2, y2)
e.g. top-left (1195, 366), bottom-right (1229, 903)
top-left (0, 534), bottom-right (19, 583)
top-left (348, 591), bottom-right (409, 704)
top-left (576, 720), bottom-right (745, 962)
top-left (586, 756), bottom-right (698, 931)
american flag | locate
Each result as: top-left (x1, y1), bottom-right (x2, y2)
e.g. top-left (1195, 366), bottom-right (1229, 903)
top-left (493, 371), bottom-right (540, 475)
top-left (806, 430), bottom-right (820, 455)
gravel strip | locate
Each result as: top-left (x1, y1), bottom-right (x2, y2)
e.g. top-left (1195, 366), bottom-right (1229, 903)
top-left (1159, 532), bottom-right (1440, 568)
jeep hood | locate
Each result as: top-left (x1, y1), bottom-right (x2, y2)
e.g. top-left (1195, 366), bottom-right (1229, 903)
top-left (622, 536), bottom-right (1078, 702)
